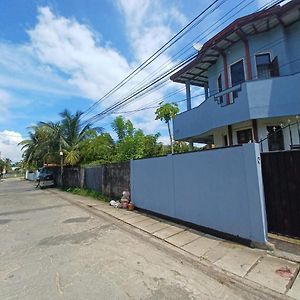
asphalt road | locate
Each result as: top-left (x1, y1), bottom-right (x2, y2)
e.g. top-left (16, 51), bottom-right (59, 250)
top-left (0, 179), bottom-right (277, 300)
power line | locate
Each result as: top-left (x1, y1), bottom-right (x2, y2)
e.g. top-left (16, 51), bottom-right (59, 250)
top-left (82, 0), bottom-right (286, 126)
top-left (83, 54), bottom-right (198, 125)
top-left (80, 0), bottom-right (224, 119)
top-left (81, 0), bottom-right (281, 123)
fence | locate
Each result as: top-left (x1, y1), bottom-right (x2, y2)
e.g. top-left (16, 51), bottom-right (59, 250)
top-left (57, 162), bottom-right (130, 199)
top-left (131, 143), bottom-right (269, 247)
top-left (261, 150), bottom-right (300, 239)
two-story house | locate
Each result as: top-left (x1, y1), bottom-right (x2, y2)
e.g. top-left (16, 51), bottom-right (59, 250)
top-left (171, 0), bottom-right (300, 151)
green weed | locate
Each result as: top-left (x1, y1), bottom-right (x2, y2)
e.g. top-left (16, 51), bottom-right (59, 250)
top-left (66, 187), bottom-right (109, 202)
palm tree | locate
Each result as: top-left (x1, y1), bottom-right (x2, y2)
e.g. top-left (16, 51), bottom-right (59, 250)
top-left (19, 125), bottom-right (53, 167)
top-left (20, 109), bottom-right (101, 167)
top-left (41, 110), bottom-right (99, 166)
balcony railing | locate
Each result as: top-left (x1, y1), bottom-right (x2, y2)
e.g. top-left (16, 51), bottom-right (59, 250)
top-left (173, 72), bottom-right (300, 141)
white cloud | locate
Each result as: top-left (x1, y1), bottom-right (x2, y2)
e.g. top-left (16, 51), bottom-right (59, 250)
top-left (116, 0), bottom-right (182, 62)
top-left (0, 43), bottom-right (81, 97)
top-left (27, 7), bottom-right (131, 100)
top-left (1, 3), bottom-right (187, 139)
top-left (0, 2), bottom-right (192, 161)
top-left (0, 130), bottom-right (23, 162)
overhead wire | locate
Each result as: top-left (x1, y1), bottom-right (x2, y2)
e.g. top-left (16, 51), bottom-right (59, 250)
top-left (82, 0), bottom-right (285, 126)
top-left (80, 0), bottom-right (223, 119)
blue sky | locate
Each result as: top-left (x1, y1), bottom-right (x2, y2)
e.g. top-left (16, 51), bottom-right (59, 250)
top-left (0, 0), bottom-right (269, 161)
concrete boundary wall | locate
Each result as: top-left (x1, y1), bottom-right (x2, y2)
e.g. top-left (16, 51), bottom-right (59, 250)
top-left (131, 143), bottom-right (268, 246)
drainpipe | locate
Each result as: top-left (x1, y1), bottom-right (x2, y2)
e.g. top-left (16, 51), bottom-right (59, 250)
top-left (185, 81), bottom-right (193, 151)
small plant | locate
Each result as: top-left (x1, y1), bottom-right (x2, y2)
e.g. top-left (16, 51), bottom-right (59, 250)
top-left (66, 187), bottom-right (109, 202)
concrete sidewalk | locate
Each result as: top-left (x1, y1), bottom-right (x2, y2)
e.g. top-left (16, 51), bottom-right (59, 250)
top-left (50, 189), bottom-right (300, 299)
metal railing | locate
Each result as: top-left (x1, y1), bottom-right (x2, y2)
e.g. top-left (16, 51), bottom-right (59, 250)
top-left (259, 119), bottom-right (300, 152)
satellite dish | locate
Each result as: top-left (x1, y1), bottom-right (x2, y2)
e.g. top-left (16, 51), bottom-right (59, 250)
top-left (193, 43), bottom-right (203, 51)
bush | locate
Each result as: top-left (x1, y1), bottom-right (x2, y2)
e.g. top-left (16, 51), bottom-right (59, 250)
top-left (66, 187), bottom-right (109, 202)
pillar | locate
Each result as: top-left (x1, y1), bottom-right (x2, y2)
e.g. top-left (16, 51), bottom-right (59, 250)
top-left (185, 81), bottom-right (191, 111)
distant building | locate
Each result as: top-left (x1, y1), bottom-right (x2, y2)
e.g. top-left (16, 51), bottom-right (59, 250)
top-left (171, 0), bottom-right (300, 151)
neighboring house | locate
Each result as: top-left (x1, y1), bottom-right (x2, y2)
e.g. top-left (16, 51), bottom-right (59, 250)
top-left (171, 0), bottom-right (300, 151)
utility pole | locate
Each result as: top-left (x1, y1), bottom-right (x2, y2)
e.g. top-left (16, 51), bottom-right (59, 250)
top-left (59, 138), bottom-right (64, 186)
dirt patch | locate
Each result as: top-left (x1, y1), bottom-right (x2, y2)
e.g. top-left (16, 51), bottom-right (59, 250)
top-left (63, 217), bottom-right (90, 223)
top-left (38, 224), bottom-right (115, 246)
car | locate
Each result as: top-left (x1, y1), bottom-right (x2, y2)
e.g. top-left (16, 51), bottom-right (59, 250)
top-left (36, 168), bottom-right (55, 188)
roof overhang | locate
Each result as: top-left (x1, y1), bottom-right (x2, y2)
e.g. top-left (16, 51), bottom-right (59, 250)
top-left (170, 0), bottom-right (300, 87)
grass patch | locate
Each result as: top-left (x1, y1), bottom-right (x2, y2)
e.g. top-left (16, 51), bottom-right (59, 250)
top-left (66, 187), bottom-right (109, 202)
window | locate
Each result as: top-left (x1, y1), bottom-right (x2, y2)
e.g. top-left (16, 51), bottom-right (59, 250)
top-left (267, 126), bottom-right (284, 151)
top-left (217, 74), bottom-right (223, 104)
top-left (237, 128), bottom-right (253, 144)
top-left (256, 53), bottom-right (271, 78)
top-left (256, 54), bottom-right (279, 79)
top-left (230, 60), bottom-right (245, 99)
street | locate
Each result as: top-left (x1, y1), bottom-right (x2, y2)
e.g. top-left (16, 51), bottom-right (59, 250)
top-left (0, 179), bottom-right (285, 300)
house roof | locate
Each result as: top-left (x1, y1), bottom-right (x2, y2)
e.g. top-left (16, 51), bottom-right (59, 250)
top-left (170, 0), bottom-right (300, 87)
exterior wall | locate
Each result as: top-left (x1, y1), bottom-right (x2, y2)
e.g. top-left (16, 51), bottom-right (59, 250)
top-left (131, 144), bottom-right (268, 245)
top-left (232, 120), bottom-right (253, 145)
top-left (249, 25), bottom-right (289, 77)
top-left (174, 72), bottom-right (300, 141)
top-left (286, 21), bottom-right (300, 74)
top-left (175, 21), bottom-right (300, 142)
top-left (208, 22), bottom-right (299, 95)
top-left (257, 117), bottom-right (300, 151)
top-left (210, 117), bottom-right (300, 151)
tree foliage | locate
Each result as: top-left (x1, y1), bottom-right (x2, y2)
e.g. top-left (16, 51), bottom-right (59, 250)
top-left (155, 102), bottom-right (179, 154)
top-left (20, 109), bottom-right (190, 169)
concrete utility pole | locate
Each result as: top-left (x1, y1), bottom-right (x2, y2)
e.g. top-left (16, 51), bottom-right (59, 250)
top-left (59, 138), bottom-right (64, 186)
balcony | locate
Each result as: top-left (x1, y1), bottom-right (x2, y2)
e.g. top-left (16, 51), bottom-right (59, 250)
top-left (173, 72), bottom-right (300, 141)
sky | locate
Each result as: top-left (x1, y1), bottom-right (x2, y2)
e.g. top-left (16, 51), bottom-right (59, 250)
top-left (0, 0), bottom-right (273, 161)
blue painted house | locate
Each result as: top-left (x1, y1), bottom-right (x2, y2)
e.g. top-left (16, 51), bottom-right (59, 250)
top-left (171, 0), bottom-right (300, 151)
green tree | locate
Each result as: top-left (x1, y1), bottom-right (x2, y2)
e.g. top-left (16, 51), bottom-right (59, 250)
top-left (80, 131), bottom-right (115, 164)
top-left (155, 102), bottom-right (179, 154)
top-left (112, 116), bottom-right (134, 141)
top-left (112, 116), bottom-right (162, 161)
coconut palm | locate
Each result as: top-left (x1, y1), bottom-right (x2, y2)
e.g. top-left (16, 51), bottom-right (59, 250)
top-left (41, 110), bottom-right (100, 166)
top-left (19, 125), bottom-right (53, 167)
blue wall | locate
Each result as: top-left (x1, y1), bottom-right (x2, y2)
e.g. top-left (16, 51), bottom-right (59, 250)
top-left (207, 22), bottom-right (300, 96)
top-left (131, 144), bottom-right (268, 245)
top-left (174, 72), bottom-right (300, 140)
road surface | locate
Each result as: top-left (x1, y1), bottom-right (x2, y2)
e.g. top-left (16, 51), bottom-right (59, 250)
top-left (0, 179), bottom-right (281, 299)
